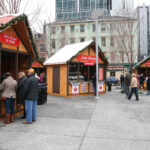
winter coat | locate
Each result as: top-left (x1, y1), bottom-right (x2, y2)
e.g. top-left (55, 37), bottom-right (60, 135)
top-left (130, 77), bottom-right (138, 88)
top-left (124, 73), bottom-right (131, 86)
top-left (17, 76), bottom-right (27, 104)
top-left (24, 74), bottom-right (38, 101)
top-left (0, 76), bottom-right (17, 98)
top-left (147, 77), bottom-right (150, 90)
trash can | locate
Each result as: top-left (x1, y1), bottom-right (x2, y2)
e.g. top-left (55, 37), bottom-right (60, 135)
top-left (108, 82), bottom-right (112, 91)
top-left (38, 83), bottom-right (47, 105)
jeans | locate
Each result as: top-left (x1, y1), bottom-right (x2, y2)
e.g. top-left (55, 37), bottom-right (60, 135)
top-left (121, 81), bottom-right (124, 89)
top-left (124, 86), bottom-right (130, 97)
top-left (148, 90), bottom-right (150, 95)
top-left (128, 87), bottom-right (139, 100)
top-left (93, 85), bottom-right (96, 96)
top-left (25, 100), bottom-right (37, 122)
top-left (4, 97), bottom-right (15, 114)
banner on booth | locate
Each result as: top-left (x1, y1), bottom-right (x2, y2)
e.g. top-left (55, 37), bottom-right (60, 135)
top-left (98, 81), bottom-right (104, 92)
top-left (72, 85), bottom-right (79, 94)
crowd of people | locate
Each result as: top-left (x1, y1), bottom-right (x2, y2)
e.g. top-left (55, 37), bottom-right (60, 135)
top-left (0, 68), bottom-right (45, 124)
top-left (120, 71), bottom-right (150, 101)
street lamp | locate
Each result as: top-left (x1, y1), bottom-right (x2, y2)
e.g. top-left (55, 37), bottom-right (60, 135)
top-left (91, 10), bottom-right (104, 98)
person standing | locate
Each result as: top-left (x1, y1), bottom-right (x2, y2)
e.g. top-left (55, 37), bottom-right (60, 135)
top-left (92, 73), bottom-right (96, 96)
top-left (0, 72), bottom-right (17, 124)
top-left (23, 68), bottom-right (38, 124)
top-left (139, 74), bottom-right (144, 90)
top-left (17, 72), bottom-right (27, 119)
top-left (147, 76), bottom-right (150, 95)
top-left (120, 73), bottom-right (124, 89)
top-left (128, 74), bottom-right (139, 101)
top-left (124, 71), bottom-right (131, 97)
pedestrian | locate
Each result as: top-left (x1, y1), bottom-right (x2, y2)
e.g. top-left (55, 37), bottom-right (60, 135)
top-left (120, 72), bottom-right (124, 89)
top-left (128, 74), bottom-right (139, 101)
top-left (17, 72), bottom-right (27, 119)
top-left (92, 73), bottom-right (96, 96)
top-left (0, 72), bottom-right (17, 124)
top-left (40, 73), bottom-right (43, 83)
top-left (139, 74), bottom-right (144, 90)
top-left (23, 68), bottom-right (38, 124)
top-left (147, 76), bottom-right (150, 95)
top-left (124, 70), bottom-right (131, 97)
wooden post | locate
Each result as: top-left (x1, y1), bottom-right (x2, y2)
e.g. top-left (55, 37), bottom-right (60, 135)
top-left (15, 48), bottom-right (19, 81)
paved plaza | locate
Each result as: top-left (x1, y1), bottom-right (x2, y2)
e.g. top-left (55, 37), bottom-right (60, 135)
top-left (0, 87), bottom-right (150, 150)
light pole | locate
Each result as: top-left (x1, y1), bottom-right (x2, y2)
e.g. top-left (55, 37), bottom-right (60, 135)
top-left (91, 10), bottom-right (104, 98)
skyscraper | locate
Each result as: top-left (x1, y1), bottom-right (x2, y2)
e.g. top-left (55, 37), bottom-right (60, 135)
top-left (56, 0), bottom-right (134, 21)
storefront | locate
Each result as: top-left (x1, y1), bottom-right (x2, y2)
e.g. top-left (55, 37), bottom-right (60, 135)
top-left (0, 15), bottom-right (38, 119)
top-left (44, 41), bottom-right (108, 96)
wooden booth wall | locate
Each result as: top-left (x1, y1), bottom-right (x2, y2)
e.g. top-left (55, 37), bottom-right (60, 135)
top-left (47, 64), bottom-right (67, 96)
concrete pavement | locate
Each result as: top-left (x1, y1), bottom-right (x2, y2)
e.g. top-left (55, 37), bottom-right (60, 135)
top-left (0, 87), bottom-right (150, 150)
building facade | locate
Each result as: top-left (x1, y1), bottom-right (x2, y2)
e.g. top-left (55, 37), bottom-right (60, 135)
top-left (45, 16), bottom-right (138, 78)
top-left (56, 0), bottom-right (134, 21)
top-left (138, 6), bottom-right (150, 59)
top-left (33, 33), bottom-right (47, 61)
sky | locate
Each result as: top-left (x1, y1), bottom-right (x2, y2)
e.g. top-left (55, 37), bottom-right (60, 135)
top-left (20, 0), bottom-right (150, 32)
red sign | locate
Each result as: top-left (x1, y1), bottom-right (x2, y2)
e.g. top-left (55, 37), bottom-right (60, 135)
top-left (77, 55), bottom-right (100, 62)
top-left (32, 61), bottom-right (43, 68)
top-left (84, 62), bottom-right (94, 66)
top-left (146, 61), bottom-right (150, 66)
top-left (0, 33), bottom-right (20, 46)
top-left (99, 68), bottom-right (103, 80)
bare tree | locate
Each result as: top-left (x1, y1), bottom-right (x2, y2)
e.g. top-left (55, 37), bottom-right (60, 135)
top-left (111, 7), bottom-right (140, 72)
top-left (0, 0), bottom-right (42, 27)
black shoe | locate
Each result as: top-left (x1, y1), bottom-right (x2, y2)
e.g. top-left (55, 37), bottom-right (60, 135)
top-left (136, 99), bottom-right (139, 101)
top-left (20, 116), bottom-right (26, 119)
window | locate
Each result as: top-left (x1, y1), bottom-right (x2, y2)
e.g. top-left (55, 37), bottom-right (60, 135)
top-left (80, 24), bottom-right (84, 32)
top-left (110, 52), bottom-right (115, 62)
top-left (119, 52), bottom-right (124, 63)
top-left (52, 40), bottom-right (55, 49)
top-left (110, 37), bottom-right (114, 47)
top-left (51, 26), bottom-right (55, 34)
top-left (110, 24), bottom-right (114, 32)
top-left (80, 38), bottom-right (85, 42)
top-left (101, 23), bottom-right (106, 32)
top-left (70, 38), bottom-right (75, 44)
top-left (110, 71), bottom-right (115, 77)
top-left (101, 37), bottom-right (106, 47)
top-left (70, 25), bottom-right (75, 33)
top-left (92, 24), bottom-right (95, 32)
top-left (61, 26), bottom-right (65, 33)
top-left (40, 43), bottom-right (45, 53)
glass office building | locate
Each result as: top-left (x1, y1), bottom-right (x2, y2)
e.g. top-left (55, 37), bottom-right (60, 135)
top-left (56, 0), bottom-right (112, 20)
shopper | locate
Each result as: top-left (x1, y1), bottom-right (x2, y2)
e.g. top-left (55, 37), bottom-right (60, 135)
top-left (139, 74), bottom-right (144, 90)
top-left (120, 73), bottom-right (124, 89)
top-left (0, 72), bottom-right (17, 124)
top-left (17, 72), bottom-right (27, 119)
top-left (147, 76), bottom-right (150, 95)
top-left (128, 74), bottom-right (139, 101)
top-left (124, 70), bottom-right (131, 97)
top-left (92, 73), bottom-right (96, 96)
top-left (23, 68), bottom-right (38, 124)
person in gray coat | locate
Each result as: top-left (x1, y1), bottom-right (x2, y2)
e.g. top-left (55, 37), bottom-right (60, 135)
top-left (124, 71), bottom-right (131, 97)
top-left (0, 72), bottom-right (17, 124)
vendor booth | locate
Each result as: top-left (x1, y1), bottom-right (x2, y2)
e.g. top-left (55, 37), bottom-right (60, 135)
top-left (133, 56), bottom-right (150, 77)
top-left (133, 56), bottom-right (150, 89)
top-left (44, 40), bottom-right (108, 96)
top-left (0, 15), bottom-right (38, 120)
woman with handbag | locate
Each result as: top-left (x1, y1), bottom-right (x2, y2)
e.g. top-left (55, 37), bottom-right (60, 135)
top-left (0, 72), bottom-right (17, 124)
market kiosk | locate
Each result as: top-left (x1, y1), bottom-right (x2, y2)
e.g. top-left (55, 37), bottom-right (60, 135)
top-left (0, 15), bottom-right (38, 120)
top-left (133, 56), bottom-right (150, 89)
top-left (44, 40), bottom-right (108, 97)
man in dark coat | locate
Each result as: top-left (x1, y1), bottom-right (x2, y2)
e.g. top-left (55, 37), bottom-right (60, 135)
top-left (124, 71), bottom-right (131, 97)
top-left (23, 68), bottom-right (38, 124)
top-left (17, 72), bottom-right (27, 119)
top-left (92, 73), bottom-right (96, 96)
top-left (120, 73), bottom-right (124, 89)
top-left (139, 74), bottom-right (144, 90)
top-left (147, 76), bottom-right (150, 95)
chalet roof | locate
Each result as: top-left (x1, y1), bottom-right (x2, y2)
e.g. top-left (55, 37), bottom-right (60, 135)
top-left (0, 14), bottom-right (38, 58)
top-left (44, 40), bottom-right (108, 65)
top-left (133, 56), bottom-right (150, 69)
